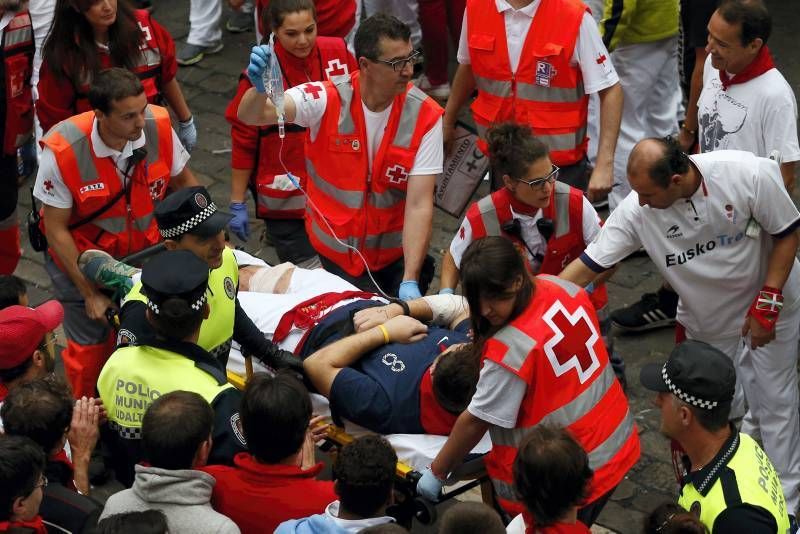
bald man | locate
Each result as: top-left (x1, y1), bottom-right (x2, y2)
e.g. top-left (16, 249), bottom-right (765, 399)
top-left (560, 137), bottom-right (800, 513)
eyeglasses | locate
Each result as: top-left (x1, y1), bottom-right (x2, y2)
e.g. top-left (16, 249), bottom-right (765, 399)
top-left (370, 50), bottom-right (421, 72)
top-left (515, 165), bottom-right (560, 190)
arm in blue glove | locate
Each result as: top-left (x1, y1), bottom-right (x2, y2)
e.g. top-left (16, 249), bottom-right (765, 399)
top-left (177, 116), bottom-right (197, 153)
top-left (416, 467), bottom-right (445, 502)
top-left (246, 44), bottom-right (272, 94)
top-left (229, 202), bottom-right (250, 241)
top-left (398, 280), bottom-right (422, 301)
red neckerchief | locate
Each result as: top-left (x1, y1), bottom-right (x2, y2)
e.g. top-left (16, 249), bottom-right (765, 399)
top-left (272, 291), bottom-right (376, 352)
top-left (274, 39), bottom-right (322, 87)
top-left (719, 45), bottom-right (775, 91)
top-left (0, 516), bottom-right (47, 534)
top-left (499, 186), bottom-right (545, 217)
top-left (50, 449), bottom-right (77, 492)
top-left (418, 370), bottom-right (458, 435)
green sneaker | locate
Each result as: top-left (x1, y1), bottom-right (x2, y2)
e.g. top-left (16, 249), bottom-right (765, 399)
top-left (78, 249), bottom-right (139, 301)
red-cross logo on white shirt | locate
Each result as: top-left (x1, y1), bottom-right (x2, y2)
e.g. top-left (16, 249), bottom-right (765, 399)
top-left (324, 59), bottom-right (349, 80)
top-left (386, 164), bottom-right (409, 184)
top-left (542, 300), bottom-right (600, 384)
top-left (303, 83), bottom-right (324, 100)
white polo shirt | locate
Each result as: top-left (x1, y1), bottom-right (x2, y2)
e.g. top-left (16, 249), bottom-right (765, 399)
top-left (582, 151), bottom-right (800, 340)
top-left (456, 0), bottom-right (619, 94)
top-left (33, 117), bottom-right (190, 209)
top-left (698, 55), bottom-right (800, 162)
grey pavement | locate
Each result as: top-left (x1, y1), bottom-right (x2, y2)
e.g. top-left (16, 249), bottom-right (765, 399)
top-left (13, 1), bottom-right (800, 533)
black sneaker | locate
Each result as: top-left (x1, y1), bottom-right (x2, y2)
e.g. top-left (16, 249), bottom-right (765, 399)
top-left (611, 287), bottom-right (678, 333)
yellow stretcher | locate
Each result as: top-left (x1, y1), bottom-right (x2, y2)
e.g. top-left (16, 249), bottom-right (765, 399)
top-left (227, 357), bottom-right (494, 526)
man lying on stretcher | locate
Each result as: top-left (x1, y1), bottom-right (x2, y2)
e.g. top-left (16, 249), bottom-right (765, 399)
top-left (238, 259), bottom-right (482, 436)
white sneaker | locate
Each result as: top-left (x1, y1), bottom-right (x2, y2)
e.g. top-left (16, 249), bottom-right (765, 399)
top-left (415, 74), bottom-right (450, 99)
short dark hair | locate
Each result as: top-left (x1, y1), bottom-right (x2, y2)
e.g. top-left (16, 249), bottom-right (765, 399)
top-left (513, 426), bottom-right (593, 527)
top-left (0, 435), bottom-right (46, 521)
top-left (88, 67), bottom-right (144, 114)
top-left (717, 0), bottom-right (771, 45)
top-left (439, 502), bottom-right (505, 534)
top-left (432, 343), bottom-right (481, 413)
top-left (265, 0), bottom-right (316, 32)
top-left (354, 13), bottom-right (411, 61)
top-left (334, 435), bottom-right (396, 518)
top-left (1, 376), bottom-right (73, 455)
top-left (682, 398), bottom-right (732, 433)
top-left (97, 510), bottom-right (169, 534)
top-left (142, 391), bottom-right (213, 470)
top-left (461, 236), bottom-right (534, 339)
top-left (241, 372), bottom-right (311, 463)
top-left (360, 524), bottom-right (408, 533)
top-left (486, 123), bottom-right (550, 181)
top-left (646, 137), bottom-right (690, 189)
top-left (147, 297), bottom-right (205, 341)
top-left (0, 275), bottom-right (26, 310)
top-left (644, 502), bottom-right (708, 534)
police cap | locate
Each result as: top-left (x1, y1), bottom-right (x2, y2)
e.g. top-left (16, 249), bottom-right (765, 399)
top-left (141, 250), bottom-right (209, 315)
top-left (640, 340), bottom-right (735, 410)
top-left (155, 186), bottom-right (233, 239)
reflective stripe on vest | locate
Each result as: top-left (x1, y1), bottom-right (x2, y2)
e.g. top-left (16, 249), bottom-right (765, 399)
top-left (306, 208), bottom-right (404, 253)
top-left (678, 433), bottom-right (790, 533)
top-left (2, 11), bottom-right (34, 155)
top-left (4, 17), bottom-right (32, 47)
top-left (475, 122), bottom-right (588, 153)
top-left (552, 182), bottom-right (572, 239)
top-left (473, 76), bottom-right (584, 104)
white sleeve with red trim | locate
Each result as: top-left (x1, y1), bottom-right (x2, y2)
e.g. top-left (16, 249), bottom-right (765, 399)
top-left (286, 82), bottom-right (329, 141)
top-left (33, 148), bottom-right (72, 209)
top-left (449, 216), bottom-right (475, 268)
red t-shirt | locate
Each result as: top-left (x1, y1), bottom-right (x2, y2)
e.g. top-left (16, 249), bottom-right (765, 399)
top-left (202, 453), bottom-right (335, 534)
top-left (534, 522), bottom-right (591, 534)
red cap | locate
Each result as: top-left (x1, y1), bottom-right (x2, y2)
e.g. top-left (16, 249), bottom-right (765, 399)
top-left (0, 301), bottom-right (64, 370)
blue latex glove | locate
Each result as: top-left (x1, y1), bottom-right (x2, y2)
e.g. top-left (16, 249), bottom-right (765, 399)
top-left (398, 280), bottom-right (421, 301)
top-left (229, 202), bottom-right (250, 241)
top-left (416, 467), bottom-right (444, 502)
top-left (177, 116), bottom-right (197, 153)
top-left (438, 287), bottom-right (455, 295)
top-left (246, 44), bottom-right (272, 93)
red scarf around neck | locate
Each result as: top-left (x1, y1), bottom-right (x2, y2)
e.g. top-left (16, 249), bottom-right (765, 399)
top-left (719, 45), bottom-right (775, 90)
top-left (0, 516), bottom-right (47, 534)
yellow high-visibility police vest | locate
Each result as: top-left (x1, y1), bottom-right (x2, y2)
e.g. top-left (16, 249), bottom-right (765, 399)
top-left (124, 246), bottom-right (239, 360)
top-left (678, 432), bottom-right (790, 533)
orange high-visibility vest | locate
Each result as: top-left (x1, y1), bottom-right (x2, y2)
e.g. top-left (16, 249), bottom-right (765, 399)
top-left (464, 183), bottom-right (608, 309)
top-left (40, 106), bottom-right (174, 262)
top-left (304, 71), bottom-right (443, 276)
top-left (467, 0), bottom-right (589, 165)
top-left (1, 10), bottom-right (34, 155)
top-left (482, 275), bottom-right (639, 517)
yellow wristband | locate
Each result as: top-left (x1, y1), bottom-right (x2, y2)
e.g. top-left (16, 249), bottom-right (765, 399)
top-left (377, 324), bottom-right (390, 344)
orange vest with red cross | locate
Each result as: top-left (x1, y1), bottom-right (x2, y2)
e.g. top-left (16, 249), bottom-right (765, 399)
top-left (466, 0), bottom-right (589, 165)
top-left (72, 10), bottom-right (167, 112)
top-left (1, 10), bottom-right (34, 156)
top-left (482, 275), bottom-right (639, 517)
top-left (40, 106), bottom-right (174, 265)
top-left (303, 71), bottom-right (443, 276)
top-left (464, 183), bottom-right (608, 309)
top-left (252, 37), bottom-right (353, 220)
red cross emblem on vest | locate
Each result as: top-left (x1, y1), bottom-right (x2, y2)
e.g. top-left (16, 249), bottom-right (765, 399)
top-left (303, 83), bottom-right (324, 100)
top-left (385, 164), bottom-right (409, 184)
top-left (324, 59), bottom-right (349, 80)
top-left (149, 178), bottom-right (165, 200)
top-left (542, 300), bottom-right (600, 384)
top-left (596, 54), bottom-right (607, 65)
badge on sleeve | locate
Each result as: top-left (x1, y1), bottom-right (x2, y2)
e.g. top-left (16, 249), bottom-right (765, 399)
top-left (536, 60), bottom-right (557, 87)
top-left (224, 277), bottom-right (236, 299)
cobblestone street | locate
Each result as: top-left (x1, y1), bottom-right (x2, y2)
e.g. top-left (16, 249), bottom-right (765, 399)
top-left (14, 1), bottom-right (800, 532)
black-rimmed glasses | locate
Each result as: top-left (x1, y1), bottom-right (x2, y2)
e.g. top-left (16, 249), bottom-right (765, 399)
top-left (515, 165), bottom-right (560, 190)
top-left (370, 50), bottom-right (421, 72)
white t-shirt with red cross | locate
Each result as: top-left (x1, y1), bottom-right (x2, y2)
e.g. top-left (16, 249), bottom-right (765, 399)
top-left (286, 82), bottom-right (444, 177)
top-left (449, 195), bottom-right (601, 273)
top-left (698, 55), bottom-right (800, 162)
top-left (582, 150), bottom-right (800, 341)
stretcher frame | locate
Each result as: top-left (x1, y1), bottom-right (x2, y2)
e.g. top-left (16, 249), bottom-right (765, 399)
top-left (227, 358), bottom-right (495, 526)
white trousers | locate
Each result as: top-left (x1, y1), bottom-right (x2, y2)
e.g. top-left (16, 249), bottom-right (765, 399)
top-left (689, 301), bottom-right (800, 514)
top-left (608, 36), bottom-right (680, 210)
top-left (188, 0), bottom-right (221, 46)
top-left (363, 0), bottom-right (421, 48)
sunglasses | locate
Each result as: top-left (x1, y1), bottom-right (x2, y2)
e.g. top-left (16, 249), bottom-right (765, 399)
top-left (370, 50), bottom-right (421, 72)
top-left (515, 165), bottom-right (560, 190)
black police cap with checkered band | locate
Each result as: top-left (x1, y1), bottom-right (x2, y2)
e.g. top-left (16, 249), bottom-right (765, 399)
top-left (155, 186), bottom-right (233, 239)
top-left (141, 250), bottom-right (209, 314)
top-left (639, 340), bottom-right (735, 410)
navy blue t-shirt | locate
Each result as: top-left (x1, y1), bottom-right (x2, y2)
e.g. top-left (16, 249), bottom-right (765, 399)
top-left (321, 306), bottom-right (470, 434)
